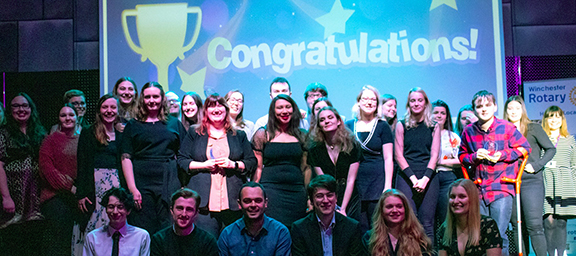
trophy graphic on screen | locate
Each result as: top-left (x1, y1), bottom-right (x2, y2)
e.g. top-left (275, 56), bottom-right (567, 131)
top-left (122, 3), bottom-right (202, 91)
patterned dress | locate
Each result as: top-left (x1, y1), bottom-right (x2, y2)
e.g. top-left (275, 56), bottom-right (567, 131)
top-left (543, 135), bottom-right (576, 217)
top-left (72, 127), bottom-right (121, 255)
top-left (0, 128), bottom-right (42, 229)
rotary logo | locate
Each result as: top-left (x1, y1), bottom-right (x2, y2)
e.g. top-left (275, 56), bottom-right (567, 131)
top-left (570, 87), bottom-right (576, 106)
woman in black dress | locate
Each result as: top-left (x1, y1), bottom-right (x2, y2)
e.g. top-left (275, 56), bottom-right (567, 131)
top-left (308, 106), bottom-right (361, 221)
top-left (395, 87), bottom-right (440, 244)
top-left (252, 94), bottom-right (310, 228)
top-left (345, 85), bottom-right (394, 232)
top-left (121, 82), bottom-right (186, 235)
top-left (177, 94), bottom-right (256, 237)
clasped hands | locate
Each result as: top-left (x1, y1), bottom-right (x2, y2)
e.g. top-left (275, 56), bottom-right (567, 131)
top-left (204, 158), bottom-right (235, 172)
top-left (409, 176), bottom-right (430, 193)
top-left (476, 148), bottom-right (502, 163)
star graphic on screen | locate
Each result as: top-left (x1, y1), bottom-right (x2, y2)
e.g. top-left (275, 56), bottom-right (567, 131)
top-left (315, 0), bottom-right (355, 39)
top-left (430, 0), bottom-right (458, 11)
top-left (178, 66), bottom-right (206, 97)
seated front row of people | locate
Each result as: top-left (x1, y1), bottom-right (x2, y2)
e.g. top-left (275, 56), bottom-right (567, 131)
top-left (84, 178), bottom-right (503, 256)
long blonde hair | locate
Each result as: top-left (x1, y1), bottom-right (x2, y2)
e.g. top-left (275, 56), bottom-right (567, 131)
top-left (442, 179), bottom-right (481, 247)
top-left (369, 189), bottom-right (431, 256)
top-left (403, 87), bottom-right (433, 129)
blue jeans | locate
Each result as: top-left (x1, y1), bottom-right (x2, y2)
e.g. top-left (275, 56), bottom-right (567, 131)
top-left (480, 195), bottom-right (513, 256)
top-left (436, 171), bottom-right (457, 226)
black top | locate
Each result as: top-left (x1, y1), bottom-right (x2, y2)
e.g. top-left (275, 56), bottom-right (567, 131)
top-left (308, 142), bottom-right (361, 180)
top-left (345, 120), bottom-right (393, 200)
top-left (76, 125), bottom-right (122, 202)
top-left (308, 142), bottom-right (361, 206)
top-left (345, 120), bottom-right (393, 157)
top-left (401, 120), bottom-right (434, 170)
top-left (151, 225), bottom-right (218, 256)
top-left (524, 122), bottom-right (556, 179)
top-left (438, 215), bottom-right (502, 256)
top-left (121, 117), bottom-right (186, 161)
top-left (177, 129), bottom-right (256, 210)
top-left (291, 212), bottom-right (364, 256)
top-left (361, 230), bottom-right (431, 256)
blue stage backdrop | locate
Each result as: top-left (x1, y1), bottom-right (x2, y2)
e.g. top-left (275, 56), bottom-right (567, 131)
top-left (100, 0), bottom-right (506, 121)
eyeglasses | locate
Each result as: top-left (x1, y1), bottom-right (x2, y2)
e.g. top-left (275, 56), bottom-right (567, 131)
top-left (11, 104), bottom-right (30, 109)
top-left (227, 98), bottom-right (243, 104)
top-left (360, 97), bottom-right (377, 103)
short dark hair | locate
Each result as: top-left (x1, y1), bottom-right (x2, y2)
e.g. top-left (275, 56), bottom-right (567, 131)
top-left (269, 77), bottom-right (291, 92)
top-left (63, 89), bottom-right (85, 104)
top-left (238, 182), bottom-right (267, 201)
top-left (307, 175), bottom-right (337, 201)
top-left (100, 187), bottom-right (134, 212)
top-left (471, 90), bottom-right (496, 109)
top-left (304, 82), bottom-right (328, 99)
top-left (171, 188), bottom-right (201, 209)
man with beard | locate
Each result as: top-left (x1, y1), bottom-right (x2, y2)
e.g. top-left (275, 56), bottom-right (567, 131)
top-left (218, 182), bottom-right (291, 256)
top-left (151, 188), bottom-right (217, 256)
top-left (291, 175), bottom-right (363, 256)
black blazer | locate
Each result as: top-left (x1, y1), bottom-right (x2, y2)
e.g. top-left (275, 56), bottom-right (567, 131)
top-left (291, 212), bottom-right (365, 256)
top-left (177, 129), bottom-right (256, 210)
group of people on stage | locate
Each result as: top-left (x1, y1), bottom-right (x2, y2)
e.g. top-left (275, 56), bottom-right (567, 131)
top-left (0, 76), bottom-right (574, 256)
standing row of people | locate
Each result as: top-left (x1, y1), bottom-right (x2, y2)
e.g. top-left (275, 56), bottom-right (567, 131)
top-left (0, 75), bottom-right (574, 256)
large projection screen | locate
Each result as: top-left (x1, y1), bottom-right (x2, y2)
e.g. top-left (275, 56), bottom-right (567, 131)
top-left (100, 0), bottom-right (507, 121)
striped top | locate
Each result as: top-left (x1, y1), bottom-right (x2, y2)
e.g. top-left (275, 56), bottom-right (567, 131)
top-left (543, 135), bottom-right (576, 217)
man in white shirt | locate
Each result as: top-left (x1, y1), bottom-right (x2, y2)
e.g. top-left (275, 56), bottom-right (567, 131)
top-left (83, 187), bottom-right (150, 256)
top-left (253, 77), bottom-right (309, 137)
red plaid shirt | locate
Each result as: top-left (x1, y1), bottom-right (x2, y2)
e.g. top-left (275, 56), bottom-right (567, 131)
top-left (459, 118), bottom-right (531, 204)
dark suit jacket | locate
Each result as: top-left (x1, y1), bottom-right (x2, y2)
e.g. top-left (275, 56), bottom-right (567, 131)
top-left (291, 212), bottom-right (365, 256)
top-left (177, 129), bottom-right (257, 210)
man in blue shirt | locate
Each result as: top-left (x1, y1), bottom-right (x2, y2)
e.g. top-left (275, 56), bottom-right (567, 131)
top-left (291, 175), bottom-right (363, 256)
top-left (218, 182), bottom-right (291, 256)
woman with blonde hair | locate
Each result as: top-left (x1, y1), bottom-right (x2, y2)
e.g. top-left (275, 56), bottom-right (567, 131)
top-left (363, 189), bottom-right (432, 256)
top-left (541, 105), bottom-right (576, 256)
top-left (345, 85), bottom-right (394, 232)
top-left (438, 179), bottom-right (502, 256)
top-left (395, 87), bottom-right (441, 243)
